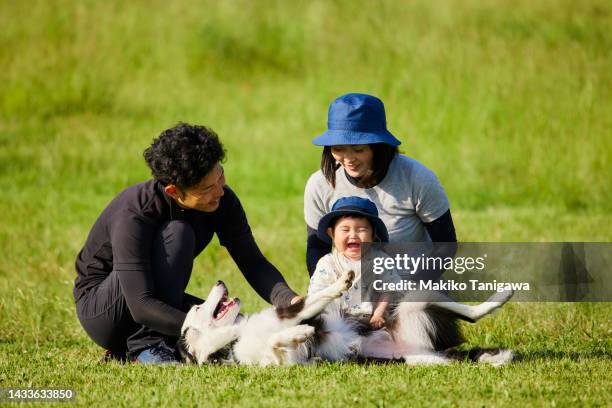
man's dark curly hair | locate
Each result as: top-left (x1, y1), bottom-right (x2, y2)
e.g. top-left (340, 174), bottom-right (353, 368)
top-left (143, 123), bottom-right (226, 188)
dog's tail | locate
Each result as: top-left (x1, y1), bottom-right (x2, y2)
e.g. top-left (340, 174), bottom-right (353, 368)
top-left (426, 304), bottom-right (465, 350)
top-left (391, 303), bottom-right (464, 351)
top-left (302, 308), bottom-right (361, 362)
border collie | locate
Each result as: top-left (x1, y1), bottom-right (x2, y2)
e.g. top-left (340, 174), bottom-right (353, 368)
top-left (177, 271), bottom-right (514, 366)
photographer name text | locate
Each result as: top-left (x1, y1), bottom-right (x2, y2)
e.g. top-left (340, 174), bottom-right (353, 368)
top-left (372, 279), bottom-right (530, 293)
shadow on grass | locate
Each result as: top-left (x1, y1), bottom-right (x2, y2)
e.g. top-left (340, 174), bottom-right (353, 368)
top-left (353, 347), bottom-right (612, 365)
top-left (352, 348), bottom-right (514, 364)
top-left (514, 349), bottom-right (612, 362)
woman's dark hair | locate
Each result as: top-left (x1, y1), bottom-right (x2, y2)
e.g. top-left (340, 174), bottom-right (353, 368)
top-left (143, 123), bottom-right (226, 188)
top-left (321, 144), bottom-right (399, 188)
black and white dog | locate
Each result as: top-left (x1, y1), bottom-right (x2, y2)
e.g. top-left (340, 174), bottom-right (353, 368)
top-left (177, 270), bottom-right (514, 366)
top-left (177, 270), bottom-right (359, 365)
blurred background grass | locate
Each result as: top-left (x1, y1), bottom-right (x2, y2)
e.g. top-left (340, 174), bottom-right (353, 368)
top-left (0, 1), bottom-right (610, 405)
top-left (0, 2), bottom-right (610, 401)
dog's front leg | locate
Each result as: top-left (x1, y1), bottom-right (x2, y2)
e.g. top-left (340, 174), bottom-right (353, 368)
top-left (298, 270), bottom-right (355, 321)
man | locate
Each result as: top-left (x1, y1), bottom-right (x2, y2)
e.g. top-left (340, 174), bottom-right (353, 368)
top-left (74, 123), bottom-right (299, 364)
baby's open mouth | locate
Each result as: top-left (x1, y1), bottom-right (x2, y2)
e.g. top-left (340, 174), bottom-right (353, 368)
top-left (347, 243), bottom-right (361, 250)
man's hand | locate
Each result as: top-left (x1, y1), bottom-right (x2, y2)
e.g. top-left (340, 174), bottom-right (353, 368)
top-left (290, 296), bottom-right (304, 305)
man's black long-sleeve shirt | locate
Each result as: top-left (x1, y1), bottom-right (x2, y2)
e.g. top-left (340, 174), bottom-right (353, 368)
top-left (74, 180), bottom-right (296, 336)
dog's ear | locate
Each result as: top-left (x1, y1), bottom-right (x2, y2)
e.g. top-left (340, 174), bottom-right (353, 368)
top-left (177, 328), bottom-right (199, 364)
top-left (184, 325), bottom-right (241, 365)
top-left (207, 344), bottom-right (234, 364)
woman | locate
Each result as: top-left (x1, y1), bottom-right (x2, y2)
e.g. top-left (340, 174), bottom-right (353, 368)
top-left (304, 93), bottom-right (457, 275)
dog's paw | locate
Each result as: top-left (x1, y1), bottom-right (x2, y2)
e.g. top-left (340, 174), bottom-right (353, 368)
top-left (481, 289), bottom-right (515, 316)
top-left (337, 270), bottom-right (355, 291)
top-left (487, 289), bottom-right (514, 306)
top-left (288, 324), bottom-right (315, 344)
top-left (478, 349), bottom-right (514, 367)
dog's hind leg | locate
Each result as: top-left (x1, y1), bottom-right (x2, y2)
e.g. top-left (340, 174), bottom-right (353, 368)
top-left (434, 289), bottom-right (514, 322)
top-left (403, 352), bottom-right (450, 365)
top-left (360, 330), bottom-right (413, 360)
top-left (267, 325), bottom-right (315, 365)
top-left (416, 289), bottom-right (514, 323)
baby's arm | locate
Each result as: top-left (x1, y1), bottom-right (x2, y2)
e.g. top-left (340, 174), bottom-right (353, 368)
top-left (369, 294), bottom-right (390, 329)
top-left (369, 258), bottom-right (404, 328)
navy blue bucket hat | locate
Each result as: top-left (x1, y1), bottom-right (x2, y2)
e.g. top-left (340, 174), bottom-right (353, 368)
top-left (312, 93), bottom-right (401, 147)
top-left (317, 196), bottom-right (389, 244)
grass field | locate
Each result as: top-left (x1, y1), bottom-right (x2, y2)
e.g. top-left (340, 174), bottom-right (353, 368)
top-left (0, 0), bottom-right (610, 406)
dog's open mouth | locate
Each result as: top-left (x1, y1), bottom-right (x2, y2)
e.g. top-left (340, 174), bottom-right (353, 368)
top-left (213, 289), bottom-right (237, 320)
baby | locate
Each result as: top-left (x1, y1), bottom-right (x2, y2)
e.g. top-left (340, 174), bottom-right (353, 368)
top-left (308, 196), bottom-right (394, 329)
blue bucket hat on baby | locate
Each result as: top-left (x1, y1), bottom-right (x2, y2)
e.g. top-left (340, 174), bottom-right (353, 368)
top-left (312, 93), bottom-right (401, 147)
top-left (317, 196), bottom-right (389, 244)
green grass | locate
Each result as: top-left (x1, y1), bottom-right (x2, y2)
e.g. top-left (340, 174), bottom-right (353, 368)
top-left (0, 0), bottom-right (610, 406)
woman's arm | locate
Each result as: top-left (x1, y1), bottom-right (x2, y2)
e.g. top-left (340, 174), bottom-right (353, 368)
top-left (304, 172), bottom-right (332, 276)
top-left (306, 226), bottom-right (331, 277)
top-left (423, 209), bottom-right (458, 280)
top-left (424, 209), bottom-right (456, 242)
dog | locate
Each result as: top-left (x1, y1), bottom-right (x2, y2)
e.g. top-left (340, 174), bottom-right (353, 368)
top-left (178, 271), bottom-right (514, 366)
top-left (177, 269), bottom-right (359, 365)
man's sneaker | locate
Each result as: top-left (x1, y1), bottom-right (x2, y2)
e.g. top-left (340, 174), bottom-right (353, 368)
top-left (135, 341), bottom-right (179, 365)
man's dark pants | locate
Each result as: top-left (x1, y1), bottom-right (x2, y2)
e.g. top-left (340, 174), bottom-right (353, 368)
top-left (75, 221), bottom-right (203, 358)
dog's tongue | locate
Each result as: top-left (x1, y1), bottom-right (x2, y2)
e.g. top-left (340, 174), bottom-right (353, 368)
top-left (215, 299), bottom-right (235, 320)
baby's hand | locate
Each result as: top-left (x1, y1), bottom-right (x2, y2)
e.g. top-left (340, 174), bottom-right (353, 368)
top-left (369, 314), bottom-right (385, 329)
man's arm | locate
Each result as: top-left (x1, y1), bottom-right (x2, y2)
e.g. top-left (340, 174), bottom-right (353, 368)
top-left (217, 187), bottom-right (298, 307)
top-left (117, 270), bottom-right (187, 335)
top-left (181, 292), bottom-right (205, 312)
top-left (111, 213), bottom-right (186, 336)
top-left (225, 234), bottom-right (298, 307)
